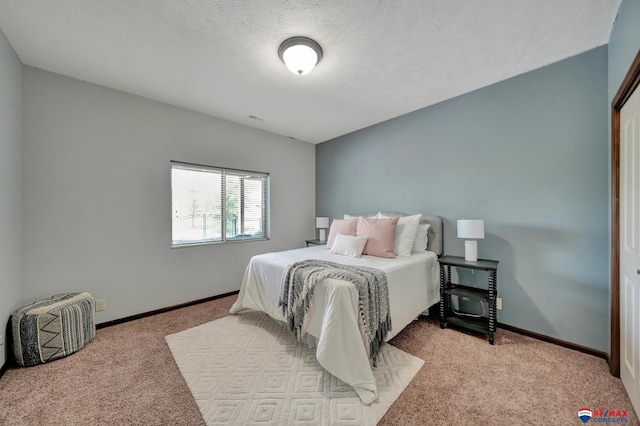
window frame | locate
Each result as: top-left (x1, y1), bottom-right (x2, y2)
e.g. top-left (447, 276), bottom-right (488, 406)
top-left (170, 161), bottom-right (270, 248)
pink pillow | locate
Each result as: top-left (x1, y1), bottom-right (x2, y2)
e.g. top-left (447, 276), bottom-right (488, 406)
top-left (326, 219), bottom-right (357, 249)
top-left (356, 216), bottom-right (399, 258)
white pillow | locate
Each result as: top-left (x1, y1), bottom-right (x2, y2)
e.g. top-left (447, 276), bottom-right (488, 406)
top-left (330, 233), bottom-right (368, 258)
top-left (378, 213), bottom-right (422, 256)
top-left (412, 223), bottom-right (431, 253)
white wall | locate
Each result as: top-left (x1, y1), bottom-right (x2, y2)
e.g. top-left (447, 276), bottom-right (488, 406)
top-left (0, 29), bottom-right (22, 367)
top-left (22, 67), bottom-right (315, 324)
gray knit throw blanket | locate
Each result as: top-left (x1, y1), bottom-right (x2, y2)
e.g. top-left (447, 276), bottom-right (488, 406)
top-left (279, 259), bottom-right (391, 365)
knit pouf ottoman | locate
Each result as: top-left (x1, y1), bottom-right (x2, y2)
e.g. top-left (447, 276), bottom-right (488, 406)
top-left (11, 292), bottom-right (96, 366)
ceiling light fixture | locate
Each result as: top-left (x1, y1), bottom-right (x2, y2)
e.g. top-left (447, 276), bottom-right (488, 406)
top-left (278, 36), bottom-right (323, 76)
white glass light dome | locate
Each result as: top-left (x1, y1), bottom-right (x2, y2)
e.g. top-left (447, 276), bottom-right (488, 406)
top-left (278, 37), bottom-right (323, 76)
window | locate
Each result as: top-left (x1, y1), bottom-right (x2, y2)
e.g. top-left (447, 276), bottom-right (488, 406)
top-left (171, 161), bottom-right (269, 247)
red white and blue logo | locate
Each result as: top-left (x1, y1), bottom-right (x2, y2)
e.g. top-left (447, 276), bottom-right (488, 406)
top-left (578, 408), bottom-right (629, 423)
top-left (578, 408), bottom-right (593, 424)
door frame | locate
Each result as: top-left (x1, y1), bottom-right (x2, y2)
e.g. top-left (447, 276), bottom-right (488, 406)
top-left (611, 48), bottom-right (640, 376)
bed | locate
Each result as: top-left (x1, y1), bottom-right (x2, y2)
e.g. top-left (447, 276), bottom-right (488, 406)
top-left (229, 215), bottom-right (443, 404)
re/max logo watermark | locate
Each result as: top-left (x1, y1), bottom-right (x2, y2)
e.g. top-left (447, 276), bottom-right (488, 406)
top-left (579, 408), bottom-right (629, 423)
top-left (593, 410), bottom-right (628, 418)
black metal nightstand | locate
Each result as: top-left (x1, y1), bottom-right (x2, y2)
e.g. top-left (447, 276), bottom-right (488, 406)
top-left (438, 255), bottom-right (499, 344)
top-left (305, 239), bottom-right (326, 247)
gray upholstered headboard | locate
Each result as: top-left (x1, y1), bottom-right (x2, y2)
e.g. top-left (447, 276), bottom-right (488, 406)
top-left (420, 215), bottom-right (443, 256)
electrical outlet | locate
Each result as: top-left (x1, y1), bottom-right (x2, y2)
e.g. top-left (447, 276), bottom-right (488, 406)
top-left (496, 297), bottom-right (503, 310)
top-left (95, 299), bottom-right (106, 312)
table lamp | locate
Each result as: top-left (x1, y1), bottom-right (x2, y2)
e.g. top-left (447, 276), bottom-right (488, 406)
top-left (316, 217), bottom-right (329, 242)
top-left (457, 219), bottom-right (485, 261)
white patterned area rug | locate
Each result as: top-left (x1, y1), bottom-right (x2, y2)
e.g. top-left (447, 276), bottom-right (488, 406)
top-left (165, 312), bottom-right (424, 426)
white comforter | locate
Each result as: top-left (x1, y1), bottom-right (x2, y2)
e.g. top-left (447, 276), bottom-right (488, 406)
top-left (229, 245), bottom-right (439, 404)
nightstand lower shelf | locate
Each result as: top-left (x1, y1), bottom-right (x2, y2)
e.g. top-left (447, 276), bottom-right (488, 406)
top-left (442, 315), bottom-right (489, 335)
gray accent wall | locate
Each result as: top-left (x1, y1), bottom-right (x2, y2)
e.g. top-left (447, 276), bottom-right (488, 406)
top-left (22, 67), bottom-right (315, 324)
top-left (317, 46), bottom-right (609, 352)
top-left (0, 29), bottom-right (22, 367)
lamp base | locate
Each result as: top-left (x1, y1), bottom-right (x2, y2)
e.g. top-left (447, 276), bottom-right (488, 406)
top-left (318, 229), bottom-right (326, 242)
top-left (464, 240), bottom-right (478, 262)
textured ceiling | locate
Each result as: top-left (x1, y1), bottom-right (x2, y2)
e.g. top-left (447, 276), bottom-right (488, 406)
top-left (0, 0), bottom-right (621, 143)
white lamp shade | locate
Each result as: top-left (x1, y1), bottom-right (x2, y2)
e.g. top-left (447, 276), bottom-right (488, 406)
top-left (457, 220), bottom-right (485, 239)
top-left (316, 217), bottom-right (329, 228)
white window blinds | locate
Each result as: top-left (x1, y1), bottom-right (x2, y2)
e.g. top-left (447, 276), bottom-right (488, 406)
top-left (171, 162), bottom-right (269, 247)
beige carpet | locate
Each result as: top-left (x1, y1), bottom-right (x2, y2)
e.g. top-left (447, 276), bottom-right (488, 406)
top-left (0, 295), bottom-right (637, 425)
top-left (165, 312), bottom-right (424, 426)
